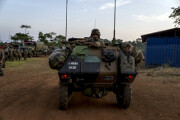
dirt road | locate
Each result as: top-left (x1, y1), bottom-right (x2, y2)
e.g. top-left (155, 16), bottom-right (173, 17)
top-left (0, 57), bottom-right (179, 120)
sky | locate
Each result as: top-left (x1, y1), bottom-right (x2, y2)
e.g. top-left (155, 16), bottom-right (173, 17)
top-left (0, 0), bottom-right (179, 42)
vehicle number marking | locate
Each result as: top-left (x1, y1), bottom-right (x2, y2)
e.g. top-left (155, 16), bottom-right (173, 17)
top-left (68, 62), bottom-right (78, 65)
top-left (69, 66), bottom-right (77, 69)
top-left (68, 62), bottom-right (78, 70)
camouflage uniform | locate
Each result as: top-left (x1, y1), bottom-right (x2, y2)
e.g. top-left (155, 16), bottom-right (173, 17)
top-left (0, 46), bottom-right (4, 76)
top-left (88, 29), bottom-right (143, 64)
top-left (9, 47), bottom-right (14, 61)
top-left (13, 49), bottom-right (18, 60)
top-left (86, 29), bottom-right (105, 48)
top-left (4, 48), bottom-right (9, 62)
top-left (120, 42), bottom-right (144, 65)
top-left (17, 48), bottom-right (22, 61)
top-left (24, 48), bottom-right (28, 60)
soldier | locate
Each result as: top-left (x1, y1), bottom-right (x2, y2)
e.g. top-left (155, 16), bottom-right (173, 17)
top-left (9, 47), bottom-right (14, 61)
top-left (0, 46), bottom-right (4, 76)
top-left (24, 48), bottom-right (28, 60)
top-left (17, 48), bottom-right (22, 61)
top-left (120, 42), bottom-right (144, 65)
top-left (85, 29), bottom-right (105, 48)
top-left (4, 47), bottom-right (9, 62)
top-left (13, 48), bottom-right (18, 60)
top-left (88, 29), bottom-right (143, 64)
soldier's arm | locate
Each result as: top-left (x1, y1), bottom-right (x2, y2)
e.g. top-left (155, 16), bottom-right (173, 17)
top-left (84, 41), bottom-right (105, 48)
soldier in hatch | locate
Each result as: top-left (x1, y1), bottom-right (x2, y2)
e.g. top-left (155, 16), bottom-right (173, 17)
top-left (87, 29), bottom-right (143, 65)
top-left (85, 29), bottom-right (105, 47)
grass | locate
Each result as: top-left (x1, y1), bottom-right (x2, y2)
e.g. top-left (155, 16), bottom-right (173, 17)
top-left (48, 68), bottom-right (58, 73)
top-left (146, 66), bottom-right (180, 77)
top-left (6, 58), bottom-right (41, 67)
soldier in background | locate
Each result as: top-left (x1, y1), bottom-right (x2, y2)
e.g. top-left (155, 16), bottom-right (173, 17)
top-left (17, 48), bottom-right (22, 61)
top-left (13, 48), bottom-right (18, 60)
top-left (9, 47), bottom-right (14, 61)
top-left (0, 46), bottom-right (4, 76)
top-left (24, 48), bottom-right (28, 60)
top-left (4, 47), bottom-right (9, 62)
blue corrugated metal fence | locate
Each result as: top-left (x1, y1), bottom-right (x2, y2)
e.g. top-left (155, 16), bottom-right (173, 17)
top-left (146, 37), bottom-right (180, 67)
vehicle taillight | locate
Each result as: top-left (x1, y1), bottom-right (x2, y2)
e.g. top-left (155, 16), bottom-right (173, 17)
top-left (62, 74), bottom-right (67, 79)
top-left (128, 75), bottom-right (131, 79)
top-left (128, 75), bottom-right (133, 83)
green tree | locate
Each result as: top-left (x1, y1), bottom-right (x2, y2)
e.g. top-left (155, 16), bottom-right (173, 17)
top-left (38, 31), bottom-right (66, 46)
top-left (38, 32), bottom-right (49, 44)
top-left (44, 32), bottom-right (56, 41)
top-left (169, 6), bottom-right (180, 26)
top-left (11, 33), bottom-right (34, 42)
top-left (54, 35), bottom-right (66, 44)
top-left (20, 25), bottom-right (31, 34)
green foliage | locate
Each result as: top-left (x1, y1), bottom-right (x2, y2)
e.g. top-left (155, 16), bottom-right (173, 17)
top-left (116, 39), bottom-right (123, 44)
top-left (20, 25), bottom-right (31, 29)
top-left (20, 25), bottom-right (31, 33)
top-left (11, 33), bottom-right (34, 42)
top-left (127, 38), bottom-right (146, 55)
top-left (39, 32), bottom-right (49, 44)
top-left (0, 42), bottom-right (4, 46)
top-left (169, 6), bottom-right (180, 26)
top-left (54, 35), bottom-right (66, 43)
top-left (38, 31), bottom-right (65, 46)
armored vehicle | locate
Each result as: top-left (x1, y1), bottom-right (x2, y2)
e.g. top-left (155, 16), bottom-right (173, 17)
top-left (57, 39), bottom-right (137, 109)
top-left (23, 41), bottom-right (48, 57)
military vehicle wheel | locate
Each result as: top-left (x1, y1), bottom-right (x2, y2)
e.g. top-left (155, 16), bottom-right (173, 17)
top-left (58, 84), bottom-right (69, 110)
top-left (116, 84), bottom-right (132, 108)
top-left (29, 54), bottom-right (33, 58)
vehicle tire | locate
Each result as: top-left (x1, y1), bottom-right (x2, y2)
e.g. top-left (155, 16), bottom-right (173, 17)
top-left (116, 84), bottom-right (132, 108)
top-left (29, 53), bottom-right (32, 58)
top-left (58, 84), bottom-right (69, 110)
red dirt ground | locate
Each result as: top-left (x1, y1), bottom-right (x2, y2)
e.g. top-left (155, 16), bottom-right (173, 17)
top-left (0, 57), bottom-right (179, 120)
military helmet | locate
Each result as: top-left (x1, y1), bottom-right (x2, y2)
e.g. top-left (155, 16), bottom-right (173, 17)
top-left (91, 29), bottom-right (101, 38)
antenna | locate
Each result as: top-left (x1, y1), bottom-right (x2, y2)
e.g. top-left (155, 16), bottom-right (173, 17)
top-left (65, 0), bottom-right (68, 41)
top-left (0, 33), bottom-right (1, 42)
top-left (94, 18), bottom-right (96, 29)
top-left (113, 0), bottom-right (116, 41)
top-left (9, 31), bottom-right (11, 42)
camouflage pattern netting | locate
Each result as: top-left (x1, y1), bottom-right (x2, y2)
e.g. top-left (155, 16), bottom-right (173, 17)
top-left (49, 49), bottom-right (69, 69)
